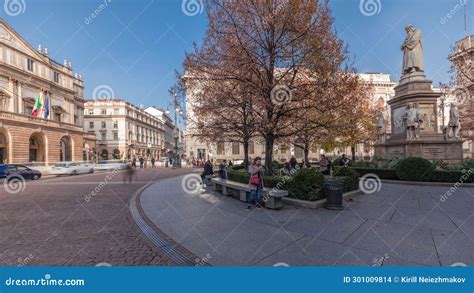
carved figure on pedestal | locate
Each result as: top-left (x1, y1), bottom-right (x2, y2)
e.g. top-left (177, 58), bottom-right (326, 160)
top-left (401, 25), bottom-right (424, 75)
top-left (376, 111), bottom-right (386, 143)
top-left (448, 103), bottom-right (461, 139)
top-left (402, 103), bottom-right (423, 140)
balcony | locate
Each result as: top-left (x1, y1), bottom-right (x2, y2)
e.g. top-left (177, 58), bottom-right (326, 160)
top-left (0, 110), bottom-right (82, 132)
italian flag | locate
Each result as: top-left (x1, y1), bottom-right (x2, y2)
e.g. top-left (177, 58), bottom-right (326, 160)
top-left (31, 93), bottom-right (42, 118)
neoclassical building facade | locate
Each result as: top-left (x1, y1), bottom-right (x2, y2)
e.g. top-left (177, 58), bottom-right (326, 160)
top-left (184, 73), bottom-right (397, 163)
top-left (0, 19), bottom-right (94, 165)
top-left (84, 100), bottom-right (165, 160)
top-left (449, 35), bottom-right (473, 159)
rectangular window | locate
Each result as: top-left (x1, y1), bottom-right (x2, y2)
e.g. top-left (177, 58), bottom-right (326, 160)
top-left (113, 121), bottom-right (118, 128)
top-left (89, 122), bottom-right (94, 129)
top-left (113, 132), bottom-right (119, 140)
top-left (232, 142), bottom-right (240, 155)
top-left (88, 109), bottom-right (94, 115)
top-left (53, 113), bottom-right (61, 122)
top-left (249, 142), bottom-right (255, 155)
top-left (24, 106), bottom-right (33, 116)
top-left (101, 121), bottom-right (106, 128)
top-left (217, 142), bottom-right (225, 155)
top-left (114, 109), bottom-right (119, 115)
top-left (101, 133), bottom-right (106, 141)
top-left (27, 59), bottom-right (34, 71)
top-left (101, 109), bottom-right (106, 115)
top-left (53, 72), bottom-right (60, 83)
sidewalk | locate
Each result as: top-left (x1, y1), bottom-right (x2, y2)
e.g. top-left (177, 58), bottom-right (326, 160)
top-left (138, 174), bottom-right (474, 266)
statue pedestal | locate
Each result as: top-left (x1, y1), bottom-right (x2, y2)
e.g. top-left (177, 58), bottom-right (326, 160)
top-left (375, 75), bottom-right (464, 164)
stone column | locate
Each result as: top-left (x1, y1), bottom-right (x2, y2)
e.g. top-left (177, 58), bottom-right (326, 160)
top-left (7, 77), bottom-right (14, 113)
top-left (17, 82), bottom-right (23, 114)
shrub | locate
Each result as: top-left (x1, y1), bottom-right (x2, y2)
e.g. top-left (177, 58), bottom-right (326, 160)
top-left (333, 167), bottom-right (360, 192)
top-left (396, 157), bottom-right (434, 182)
top-left (227, 168), bottom-right (250, 184)
top-left (430, 170), bottom-right (474, 183)
top-left (226, 167), bottom-right (293, 188)
top-left (285, 168), bottom-right (325, 201)
top-left (352, 161), bottom-right (374, 168)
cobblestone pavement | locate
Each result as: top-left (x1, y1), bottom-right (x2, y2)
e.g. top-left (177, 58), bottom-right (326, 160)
top-left (0, 167), bottom-right (194, 266)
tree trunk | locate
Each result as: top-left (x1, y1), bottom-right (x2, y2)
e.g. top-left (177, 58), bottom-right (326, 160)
top-left (304, 144), bottom-right (309, 166)
top-left (264, 135), bottom-right (275, 175)
top-left (243, 140), bottom-right (249, 169)
top-left (351, 146), bottom-right (356, 162)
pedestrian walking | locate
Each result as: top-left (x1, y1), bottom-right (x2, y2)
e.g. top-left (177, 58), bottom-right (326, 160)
top-left (151, 157), bottom-right (156, 168)
top-left (218, 159), bottom-right (227, 179)
top-left (247, 157), bottom-right (264, 210)
top-left (132, 156), bottom-right (137, 168)
top-left (201, 160), bottom-right (214, 186)
top-left (122, 163), bottom-right (137, 184)
top-left (139, 156), bottom-right (144, 169)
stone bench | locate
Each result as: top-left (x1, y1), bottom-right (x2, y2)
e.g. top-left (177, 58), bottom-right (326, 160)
top-left (211, 178), bottom-right (288, 209)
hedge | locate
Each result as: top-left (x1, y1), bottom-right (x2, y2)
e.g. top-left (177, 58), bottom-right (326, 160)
top-left (395, 157), bottom-right (434, 182)
top-left (332, 167), bottom-right (360, 192)
top-left (430, 170), bottom-right (474, 183)
top-left (227, 167), bottom-right (360, 201)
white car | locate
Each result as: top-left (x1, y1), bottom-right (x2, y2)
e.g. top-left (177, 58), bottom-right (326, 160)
top-left (51, 162), bottom-right (94, 176)
top-left (94, 160), bottom-right (129, 171)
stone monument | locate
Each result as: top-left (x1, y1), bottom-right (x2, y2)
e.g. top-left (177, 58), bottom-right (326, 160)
top-left (374, 25), bottom-right (463, 164)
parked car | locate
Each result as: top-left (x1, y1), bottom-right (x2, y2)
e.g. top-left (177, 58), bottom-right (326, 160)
top-left (50, 162), bottom-right (94, 176)
top-left (0, 164), bottom-right (42, 181)
top-left (94, 160), bottom-right (129, 171)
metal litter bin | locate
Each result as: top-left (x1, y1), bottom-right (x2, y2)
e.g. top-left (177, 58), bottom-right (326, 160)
top-left (324, 181), bottom-right (344, 210)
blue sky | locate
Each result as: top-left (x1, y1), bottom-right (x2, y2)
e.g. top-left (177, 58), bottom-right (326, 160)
top-left (1, 0), bottom-right (472, 110)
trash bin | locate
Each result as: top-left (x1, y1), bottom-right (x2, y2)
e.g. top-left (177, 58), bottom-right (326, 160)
top-left (324, 181), bottom-right (344, 210)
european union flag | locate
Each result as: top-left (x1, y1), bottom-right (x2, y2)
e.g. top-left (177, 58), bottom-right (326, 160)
top-left (44, 95), bottom-right (50, 119)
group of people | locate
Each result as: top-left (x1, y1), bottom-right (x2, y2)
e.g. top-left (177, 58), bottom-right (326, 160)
top-left (130, 156), bottom-right (158, 169)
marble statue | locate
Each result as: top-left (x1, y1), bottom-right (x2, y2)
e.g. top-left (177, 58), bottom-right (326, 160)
top-left (376, 111), bottom-right (386, 143)
top-left (401, 25), bottom-right (424, 75)
top-left (402, 103), bottom-right (422, 140)
top-left (448, 103), bottom-right (461, 139)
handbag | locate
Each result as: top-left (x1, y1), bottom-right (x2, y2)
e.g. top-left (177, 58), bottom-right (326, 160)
top-left (250, 176), bottom-right (261, 186)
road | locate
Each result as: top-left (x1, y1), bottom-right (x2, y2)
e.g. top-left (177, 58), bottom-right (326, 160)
top-left (0, 167), bottom-right (193, 266)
